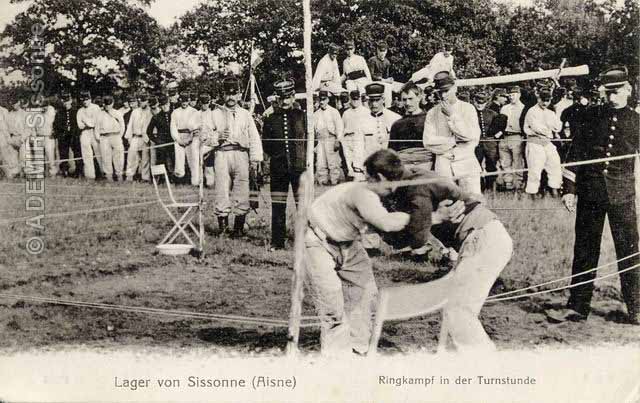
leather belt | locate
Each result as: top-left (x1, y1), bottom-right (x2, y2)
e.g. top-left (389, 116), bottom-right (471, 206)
top-left (347, 70), bottom-right (366, 80)
top-left (215, 144), bottom-right (248, 152)
top-left (308, 222), bottom-right (352, 247)
top-left (505, 132), bottom-right (522, 136)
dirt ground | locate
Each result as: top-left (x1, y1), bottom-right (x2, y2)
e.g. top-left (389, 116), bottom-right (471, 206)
top-left (0, 177), bottom-right (639, 355)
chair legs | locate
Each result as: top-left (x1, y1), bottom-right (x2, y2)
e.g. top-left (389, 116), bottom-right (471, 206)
top-left (159, 206), bottom-right (199, 247)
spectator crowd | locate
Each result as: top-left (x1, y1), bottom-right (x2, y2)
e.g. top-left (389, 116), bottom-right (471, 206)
top-left (0, 39), bottom-right (638, 250)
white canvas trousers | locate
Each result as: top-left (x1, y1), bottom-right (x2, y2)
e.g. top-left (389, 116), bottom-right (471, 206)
top-left (441, 220), bottom-right (512, 352)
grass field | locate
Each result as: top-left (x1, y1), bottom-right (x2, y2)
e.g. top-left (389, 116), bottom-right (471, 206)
top-left (0, 176), bottom-right (639, 355)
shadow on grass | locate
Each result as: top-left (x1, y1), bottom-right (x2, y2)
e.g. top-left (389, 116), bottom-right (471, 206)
top-left (196, 327), bottom-right (322, 352)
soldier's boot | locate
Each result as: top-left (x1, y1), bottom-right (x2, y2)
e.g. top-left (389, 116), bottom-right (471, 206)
top-left (230, 215), bottom-right (246, 239)
top-left (549, 188), bottom-right (560, 198)
top-left (217, 216), bottom-right (229, 236)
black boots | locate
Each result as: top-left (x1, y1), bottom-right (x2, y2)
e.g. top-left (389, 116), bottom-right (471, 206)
top-left (217, 215), bottom-right (246, 238)
top-left (230, 215), bottom-right (246, 238)
top-left (217, 216), bottom-right (229, 235)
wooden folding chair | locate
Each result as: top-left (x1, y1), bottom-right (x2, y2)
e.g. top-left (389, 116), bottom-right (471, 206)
top-left (368, 275), bottom-right (452, 356)
top-left (151, 164), bottom-right (200, 249)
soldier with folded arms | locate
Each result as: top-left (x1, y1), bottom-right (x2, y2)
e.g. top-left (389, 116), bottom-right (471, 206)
top-left (96, 95), bottom-right (125, 182)
top-left (170, 92), bottom-right (201, 186)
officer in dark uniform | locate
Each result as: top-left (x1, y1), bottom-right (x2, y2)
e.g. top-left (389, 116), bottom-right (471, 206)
top-left (473, 89), bottom-right (507, 191)
top-left (262, 80), bottom-right (307, 250)
top-left (146, 94), bottom-right (174, 177)
top-left (558, 87), bottom-right (598, 161)
top-left (53, 91), bottom-right (81, 177)
top-left (488, 87), bottom-right (507, 113)
top-left (554, 66), bottom-right (640, 325)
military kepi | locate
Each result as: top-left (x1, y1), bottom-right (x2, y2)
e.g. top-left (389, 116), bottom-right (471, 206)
top-left (274, 80), bottom-right (295, 97)
top-left (600, 66), bottom-right (629, 90)
top-left (365, 82), bottom-right (385, 99)
top-left (222, 77), bottom-right (241, 95)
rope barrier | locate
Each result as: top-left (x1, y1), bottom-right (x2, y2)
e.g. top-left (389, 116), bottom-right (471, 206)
top-left (0, 293), bottom-right (291, 327)
top-left (386, 152), bottom-right (639, 190)
top-left (0, 134), bottom-right (574, 170)
top-left (0, 141), bottom-right (176, 169)
top-left (486, 251), bottom-right (640, 300)
top-left (0, 200), bottom-right (160, 225)
top-left (487, 262), bottom-right (640, 303)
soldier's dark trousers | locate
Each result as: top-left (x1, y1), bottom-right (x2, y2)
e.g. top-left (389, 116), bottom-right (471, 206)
top-left (270, 167), bottom-right (301, 248)
top-left (475, 143), bottom-right (499, 190)
top-left (568, 198), bottom-right (640, 317)
top-left (58, 135), bottom-right (83, 175)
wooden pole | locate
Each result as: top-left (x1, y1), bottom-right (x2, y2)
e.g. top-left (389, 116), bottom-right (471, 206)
top-left (286, 171), bottom-right (310, 356)
top-left (454, 65), bottom-right (589, 87)
top-left (198, 145), bottom-right (205, 259)
top-left (303, 0), bottom-right (315, 178)
top-left (286, 0), bottom-right (314, 357)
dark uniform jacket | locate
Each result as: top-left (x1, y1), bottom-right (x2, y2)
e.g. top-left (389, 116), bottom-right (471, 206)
top-left (368, 56), bottom-right (391, 81)
top-left (564, 105), bottom-right (639, 204)
top-left (389, 112), bottom-right (426, 152)
top-left (477, 108), bottom-right (506, 139)
top-left (262, 107), bottom-right (308, 174)
top-left (52, 107), bottom-right (80, 138)
top-left (383, 167), bottom-right (496, 251)
top-left (147, 110), bottom-right (173, 144)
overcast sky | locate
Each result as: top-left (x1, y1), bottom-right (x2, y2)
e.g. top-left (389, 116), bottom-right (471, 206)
top-left (0, 0), bottom-right (207, 31)
top-left (3, 0), bottom-right (626, 32)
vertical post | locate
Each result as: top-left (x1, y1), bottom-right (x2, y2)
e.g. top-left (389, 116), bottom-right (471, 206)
top-left (286, 0), bottom-right (314, 356)
top-left (303, 0), bottom-right (315, 179)
top-left (198, 146), bottom-right (205, 259)
top-left (286, 171), bottom-right (310, 356)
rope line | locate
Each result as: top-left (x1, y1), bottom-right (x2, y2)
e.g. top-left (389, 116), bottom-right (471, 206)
top-left (486, 251), bottom-right (640, 300)
top-left (487, 262), bottom-right (640, 303)
top-left (0, 141), bottom-right (176, 168)
top-left (0, 200), bottom-right (160, 225)
top-left (1, 255), bottom-right (637, 330)
top-left (0, 293), bottom-right (291, 327)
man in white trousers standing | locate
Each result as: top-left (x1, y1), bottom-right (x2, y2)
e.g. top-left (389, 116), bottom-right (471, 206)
top-left (314, 90), bottom-right (344, 185)
top-left (170, 92), bottom-right (201, 186)
top-left (76, 91), bottom-right (103, 180)
top-left (96, 95), bottom-right (125, 182)
top-left (125, 93), bottom-right (153, 182)
top-left (523, 87), bottom-right (563, 198)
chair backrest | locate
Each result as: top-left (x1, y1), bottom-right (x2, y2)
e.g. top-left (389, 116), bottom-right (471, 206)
top-left (150, 164), bottom-right (177, 205)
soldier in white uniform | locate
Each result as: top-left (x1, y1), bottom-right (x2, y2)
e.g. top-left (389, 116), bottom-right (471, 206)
top-left (170, 92), bottom-right (201, 186)
top-left (359, 83), bottom-right (401, 160)
top-left (523, 87), bottom-right (563, 197)
top-left (410, 45), bottom-right (456, 84)
top-left (198, 93), bottom-right (216, 188)
top-left (76, 91), bottom-right (103, 180)
top-left (341, 39), bottom-right (372, 94)
top-left (499, 86), bottom-right (526, 190)
top-left (26, 97), bottom-right (58, 177)
top-left (305, 157), bottom-right (410, 355)
top-left (96, 95), bottom-right (126, 181)
top-left (314, 90), bottom-right (344, 185)
top-left (312, 43), bottom-right (344, 96)
top-left (209, 78), bottom-right (263, 237)
top-left (24, 96), bottom-right (56, 177)
top-left (340, 90), bottom-right (370, 181)
top-left (423, 71), bottom-right (482, 194)
top-left (0, 102), bottom-right (18, 178)
top-left (125, 93), bottom-right (153, 182)
top-left (5, 96), bottom-right (30, 178)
